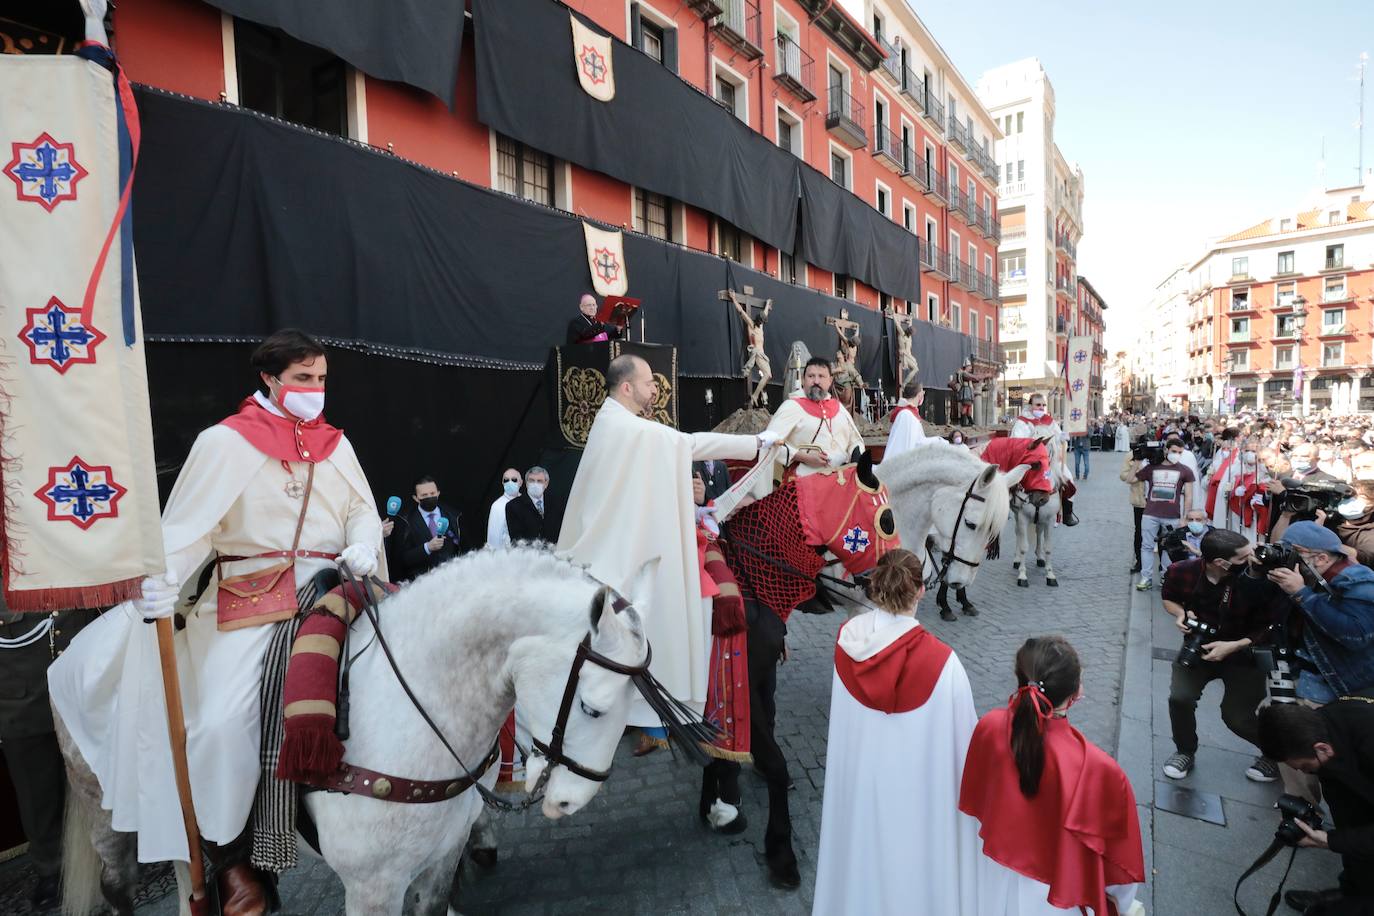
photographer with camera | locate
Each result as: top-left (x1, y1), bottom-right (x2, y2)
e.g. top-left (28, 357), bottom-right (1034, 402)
top-left (1136, 437), bottom-right (1196, 591)
top-left (1257, 698), bottom-right (1374, 915)
top-left (1267, 522), bottom-right (1374, 706)
top-left (1160, 529), bottom-right (1289, 782)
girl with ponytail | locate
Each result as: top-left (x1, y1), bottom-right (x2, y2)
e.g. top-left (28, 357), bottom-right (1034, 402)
top-left (960, 636), bottom-right (1147, 915)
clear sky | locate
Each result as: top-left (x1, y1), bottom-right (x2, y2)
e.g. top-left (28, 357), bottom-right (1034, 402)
top-left (912, 0), bottom-right (1374, 352)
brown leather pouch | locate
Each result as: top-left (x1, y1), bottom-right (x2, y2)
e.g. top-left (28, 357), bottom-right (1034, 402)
top-left (216, 464), bottom-right (314, 631)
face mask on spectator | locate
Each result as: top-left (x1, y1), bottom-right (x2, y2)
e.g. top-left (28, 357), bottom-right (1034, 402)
top-left (503, 480), bottom-right (520, 497)
top-left (1291, 458), bottom-right (1311, 472)
top-left (1031, 407), bottom-right (1046, 418)
top-left (527, 482), bottom-right (546, 500)
top-left (1167, 452), bottom-right (1182, 464)
top-left (1187, 521), bottom-right (1207, 535)
top-left (1242, 452), bottom-right (1257, 466)
top-left (1338, 497), bottom-right (1367, 519)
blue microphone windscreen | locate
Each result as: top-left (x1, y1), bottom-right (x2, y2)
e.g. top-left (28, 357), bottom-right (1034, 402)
top-left (386, 496), bottom-right (402, 516)
top-left (436, 518), bottom-right (450, 536)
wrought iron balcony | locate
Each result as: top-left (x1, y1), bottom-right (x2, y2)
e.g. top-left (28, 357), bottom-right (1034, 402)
top-left (912, 160), bottom-right (946, 203)
top-left (985, 215), bottom-right (1001, 242)
top-left (971, 336), bottom-right (1004, 365)
top-left (918, 238), bottom-right (950, 278)
top-left (900, 67), bottom-right (926, 112)
top-left (686, 0), bottom-right (724, 18)
top-left (947, 113), bottom-right (970, 152)
top-left (981, 272), bottom-right (999, 301)
top-left (948, 185), bottom-right (967, 222)
top-left (713, 0), bottom-right (763, 58)
top-left (872, 124), bottom-right (908, 174)
top-left (924, 92), bottom-right (945, 133)
top-left (1056, 315), bottom-right (1068, 335)
top-left (876, 35), bottom-right (901, 84)
top-left (773, 33), bottom-right (815, 101)
top-left (968, 200), bottom-right (988, 237)
top-left (825, 85), bottom-right (866, 149)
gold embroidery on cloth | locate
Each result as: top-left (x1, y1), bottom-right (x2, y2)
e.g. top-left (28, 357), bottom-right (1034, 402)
top-left (560, 365), bottom-right (605, 447)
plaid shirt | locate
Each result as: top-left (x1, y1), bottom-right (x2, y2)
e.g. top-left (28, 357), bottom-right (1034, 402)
top-left (1161, 558), bottom-right (1287, 644)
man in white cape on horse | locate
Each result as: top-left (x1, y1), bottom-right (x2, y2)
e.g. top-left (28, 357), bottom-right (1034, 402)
top-left (557, 354), bottom-right (775, 727)
top-left (48, 331), bottom-right (383, 911)
top-left (1010, 391), bottom-right (1078, 526)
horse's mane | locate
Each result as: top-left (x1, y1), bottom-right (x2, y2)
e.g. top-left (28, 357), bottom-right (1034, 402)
top-left (876, 439), bottom-right (1012, 542)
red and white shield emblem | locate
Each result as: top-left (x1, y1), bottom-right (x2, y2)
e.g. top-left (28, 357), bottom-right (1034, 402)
top-left (592, 246), bottom-right (621, 285)
top-left (580, 45), bottom-right (608, 85)
top-left (35, 456), bottom-right (127, 529)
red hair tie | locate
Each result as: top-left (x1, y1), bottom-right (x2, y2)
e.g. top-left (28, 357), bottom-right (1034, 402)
top-left (1009, 683), bottom-right (1054, 731)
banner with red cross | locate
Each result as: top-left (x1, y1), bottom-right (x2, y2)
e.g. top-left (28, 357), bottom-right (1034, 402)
top-left (582, 221), bottom-right (629, 297)
top-left (569, 12), bottom-right (615, 102)
top-left (0, 53), bottom-right (164, 610)
top-left (1064, 335), bottom-right (1092, 436)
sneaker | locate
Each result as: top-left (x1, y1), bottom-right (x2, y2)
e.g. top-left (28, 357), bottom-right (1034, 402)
top-left (1163, 752), bottom-right (1194, 779)
top-left (1135, 579), bottom-right (1153, 591)
top-left (1245, 756), bottom-right (1280, 783)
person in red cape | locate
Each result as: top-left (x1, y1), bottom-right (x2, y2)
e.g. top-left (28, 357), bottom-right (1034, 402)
top-left (883, 378), bottom-right (931, 460)
top-left (755, 357), bottom-right (865, 494)
top-left (49, 330), bottom-right (385, 913)
top-left (959, 637), bottom-right (1146, 916)
top-left (1011, 392), bottom-right (1079, 526)
top-left (812, 549), bottom-right (981, 914)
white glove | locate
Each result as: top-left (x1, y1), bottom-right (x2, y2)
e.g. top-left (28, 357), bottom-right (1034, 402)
top-left (1251, 493), bottom-right (1265, 507)
top-left (134, 572), bottom-right (179, 620)
top-left (756, 430), bottom-right (781, 451)
top-left (1234, 485), bottom-right (1246, 497)
top-left (339, 543), bottom-right (377, 578)
top-left (695, 505), bottom-right (720, 537)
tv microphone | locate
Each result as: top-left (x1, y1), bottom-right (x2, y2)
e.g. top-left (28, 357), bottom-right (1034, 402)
top-left (436, 517), bottom-right (450, 537)
top-left (386, 496), bottom-right (402, 517)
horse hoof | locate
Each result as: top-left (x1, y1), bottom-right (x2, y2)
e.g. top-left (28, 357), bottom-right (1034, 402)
top-left (768, 860), bottom-right (802, 890)
top-left (1017, 579), bottom-right (1029, 588)
top-left (939, 609), bottom-right (957, 622)
top-left (1046, 578), bottom-right (1059, 587)
top-left (1012, 561), bottom-right (1021, 570)
top-left (1036, 559), bottom-right (1046, 568)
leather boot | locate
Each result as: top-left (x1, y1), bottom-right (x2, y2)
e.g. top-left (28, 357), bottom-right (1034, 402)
top-left (216, 862), bottom-right (270, 916)
top-left (1061, 492), bottom-right (1080, 526)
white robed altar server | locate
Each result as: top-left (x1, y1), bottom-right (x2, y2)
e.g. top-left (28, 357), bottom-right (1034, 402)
top-left (883, 378), bottom-right (931, 461)
top-left (557, 354), bottom-right (774, 725)
top-left (812, 549), bottom-right (980, 916)
top-left (755, 357), bottom-right (865, 495)
top-left (49, 334), bottom-right (383, 871)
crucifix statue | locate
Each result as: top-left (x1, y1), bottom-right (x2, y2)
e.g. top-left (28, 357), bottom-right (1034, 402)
top-left (720, 285), bottom-right (774, 408)
top-left (885, 307), bottom-right (919, 390)
top-left (827, 307), bottom-right (863, 386)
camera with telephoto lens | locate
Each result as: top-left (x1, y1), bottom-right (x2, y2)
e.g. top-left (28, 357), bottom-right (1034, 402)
top-left (1253, 543), bottom-right (1300, 571)
top-left (1132, 437), bottom-right (1165, 465)
top-left (1176, 617), bottom-right (1220, 669)
top-left (1252, 638), bottom-right (1300, 704)
top-left (1284, 481), bottom-right (1353, 521)
top-left (1275, 793), bottom-right (1325, 847)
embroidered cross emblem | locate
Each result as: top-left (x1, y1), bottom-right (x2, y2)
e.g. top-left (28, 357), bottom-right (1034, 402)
top-left (1071, 379), bottom-right (1085, 393)
top-left (5, 132), bottom-right (88, 211)
top-left (36, 457), bottom-right (127, 529)
top-left (842, 526), bottom-right (871, 554)
top-left (1073, 349), bottom-right (1088, 363)
top-left (593, 246), bottom-right (620, 284)
top-left (580, 45), bottom-right (608, 84)
top-left (1070, 408), bottom-right (1083, 421)
top-left (18, 296), bottom-right (105, 373)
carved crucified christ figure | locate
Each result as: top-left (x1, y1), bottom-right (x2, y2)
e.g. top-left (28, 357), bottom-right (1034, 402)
top-left (887, 308), bottom-right (919, 389)
top-left (732, 295), bottom-right (774, 408)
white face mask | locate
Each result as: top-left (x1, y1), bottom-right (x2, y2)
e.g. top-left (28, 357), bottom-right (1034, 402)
top-left (527, 482), bottom-right (546, 500)
top-left (1242, 453), bottom-right (1257, 465)
top-left (278, 386), bottom-right (325, 422)
top-left (1166, 453), bottom-right (1182, 464)
top-left (1031, 408), bottom-right (1046, 418)
top-left (1338, 498), bottom-right (1367, 519)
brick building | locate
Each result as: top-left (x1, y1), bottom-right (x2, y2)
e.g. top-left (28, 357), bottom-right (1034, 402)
top-left (1075, 276), bottom-right (1108, 419)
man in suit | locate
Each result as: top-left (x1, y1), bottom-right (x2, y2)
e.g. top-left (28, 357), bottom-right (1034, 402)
top-left (693, 458), bottom-right (733, 502)
top-left (506, 465), bottom-right (562, 545)
top-left (394, 475), bottom-right (461, 581)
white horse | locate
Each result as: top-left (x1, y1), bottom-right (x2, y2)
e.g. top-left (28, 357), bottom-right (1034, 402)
top-left (58, 548), bottom-right (658, 916)
top-left (1012, 441), bottom-right (1069, 588)
top-left (875, 440), bottom-right (1028, 590)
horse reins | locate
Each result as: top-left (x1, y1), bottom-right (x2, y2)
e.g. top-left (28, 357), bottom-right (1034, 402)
top-left (334, 564), bottom-right (650, 812)
top-left (926, 477), bottom-right (986, 585)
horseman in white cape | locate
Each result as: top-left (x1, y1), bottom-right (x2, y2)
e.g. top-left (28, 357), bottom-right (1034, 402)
top-left (1010, 391), bottom-right (1079, 527)
top-left (753, 357), bottom-right (865, 495)
top-left (49, 330), bottom-right (384, 912)
top-left (556, 354), bottom-right (777, 727)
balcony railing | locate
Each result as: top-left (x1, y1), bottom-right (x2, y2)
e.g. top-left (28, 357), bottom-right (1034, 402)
top-left (1323, 286), bottom-right (1351, 303)
top-left (773, 33), bottom-right (815, 101)
top-left (713, 0), bottom-right (763, 58)
top-left (876, 35), bottom-right (901, 84)
top-left (1325, 254), bottom-right (1345, 271)
top-left (924, 92), bottom-right (945, 133)
top-left (947, 113), bottom-right (970, 152)
top-left (918, 238), bottom-right (950, 278)
top-left (912, 160), bottom-right (946, 203)
top-left (825, 85), bottom-right (866, 149)
top-left (948, 185), bottom-right (967, 221)
top-left (999, 180), bottom-right (1027, 197)
top-left (985, 214), bottom-right (1001, 241)
top-left (969, 200), bottom-right (988, 237)
top-left (1055, 315), bottom-right (1068, 335)
top-left (1001, 225), bottom-right (1026, 242)
top-left (975, 146), bottom-right (999, 181)
top-left (899, 67), bottom-right (926, 111)
top-left (872, 124), bottom-right (908, 174)
top-left (686, 0), bottom-right (725, 18)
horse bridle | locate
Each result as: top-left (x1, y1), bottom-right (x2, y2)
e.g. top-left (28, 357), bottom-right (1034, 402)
top-left (926, 477), bottom-right (986, 585)
top-left (337, 564), bottom-right (650, 811)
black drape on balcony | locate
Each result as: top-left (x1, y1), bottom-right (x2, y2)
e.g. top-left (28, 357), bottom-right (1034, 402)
top-left (130, 88), bottom-right (893, 386)
top-left (797, 165), bottom-right (921, 302)
top-left (471, 0), bottom-right (800, 253)
top-left (202, 0), bottom-right (464, 107)
top-left (906, 320), bottom-right (975, 388)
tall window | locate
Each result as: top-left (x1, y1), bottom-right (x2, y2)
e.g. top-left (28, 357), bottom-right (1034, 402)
top-left (834, 274), bottom-right (853, 299)
top-left (640, 19), bottom-right (664, 62)
top-left (828, 65), bottom-right (845, 115)
top-left (1230, 317), bottom-right (1249, 341)
top-left (830, 150), bottom-right (849, 187)
top-left (496, 133), bottom-right (554, 205)
top-left (1277, 250), bottom-right (1295, 274)
top-left (777, 116), bottom-right (793, 153)
top-left (634, 188), bottom-right (671, 241)
top-left (1275, 313), bottom-right (1297, 338)
top-left (1017, 160), bottom-right (1025, 181)
top-left (1276, 280), bottom-right (1297, 308)
top-left (631, 4), bottom-right (677, 71)
top-left (716, 218), bottom-right (744, 262)
top-left (1326, 244), bottom-right (1345, 270)
top-left (780, 249), bottom-right (799, 285)
top-left (1325, 275), bottom-right (1347, 302)
top-left (235, 20), bottom-right (347, 136)
top-left (1274, 345), bottom-right (1294, 370)
top-left (1231, 348), bottom-right (1249, 370)
top-left (876, 185), bottom-right (889, 216)
top-left (1231, 256), bottom-right (1249, 278)
top-left (715, 75), bottom-right (738, 116)
top-left (1323, 308), bottom-right (1345, 331)
top-left (1005, 162), bottom-right (1013, 183)
top-left (1323, 342), bottom-right (1344, 366)
top-left (985, 316), bottom-right (993, 339)
top-left (951, 302), bottom-right (961, 329)
top-left (1016, 111), bottom-right (1023, 133)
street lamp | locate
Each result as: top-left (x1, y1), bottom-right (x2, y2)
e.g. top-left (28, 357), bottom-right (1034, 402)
top-left (1292, 294), bottom-right (1309, 417)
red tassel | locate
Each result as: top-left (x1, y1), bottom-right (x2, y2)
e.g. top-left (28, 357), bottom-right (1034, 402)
top-left (276, 717), bottom-right (344, 782)
top-left (3, 576), bottom-right (144, 612)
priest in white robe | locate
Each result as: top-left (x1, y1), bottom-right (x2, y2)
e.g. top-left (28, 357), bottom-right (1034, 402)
top-left (755, 357), bottom-right (865, 495)
top-left (48, 333), bottom-right (383, 898)
top-left (557, 354), bottom-right (773, 726)
top-left (812, 548), bottom-right (980, 915)
top-left (884, 378), bottom-right (930, 461)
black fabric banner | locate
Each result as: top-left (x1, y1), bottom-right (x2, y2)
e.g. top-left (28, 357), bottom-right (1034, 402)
top-left (471, 0), bottom-right (799, 254)
top-left (204, 0), bottom-right (463, 107)
top-left (908, 320), bottom-right (974, 388)
top-left (547, 342), bottom-right (678, 448)
top-left (797, 165), bottom-right (921, 302)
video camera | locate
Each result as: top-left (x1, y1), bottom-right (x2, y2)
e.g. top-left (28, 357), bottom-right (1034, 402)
top-left (1283, 480), bottom-right (1353, 519)
top-left (1176, 617), bottom-right (1220, 669)
top-left (1131, 437), bottom-right (1166, 465)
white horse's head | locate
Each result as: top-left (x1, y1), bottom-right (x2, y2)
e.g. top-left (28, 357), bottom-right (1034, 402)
top-left (508, 569), bottom-right (650, 820)
top-left (878, 440), bottom-right (1027, 588)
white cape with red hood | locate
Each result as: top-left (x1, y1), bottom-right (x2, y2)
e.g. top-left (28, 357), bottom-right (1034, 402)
top-left (812, 610), bottom-right (980, 915)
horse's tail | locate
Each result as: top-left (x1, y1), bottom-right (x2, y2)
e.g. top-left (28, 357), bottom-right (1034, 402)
top-left (61, 781), bottom-right (102, 916)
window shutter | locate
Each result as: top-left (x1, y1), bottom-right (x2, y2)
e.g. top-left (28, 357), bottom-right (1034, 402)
top-left (630, 3), bottom-right (644, 50)
top-left (663, 26), bottom-right (679, 73)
